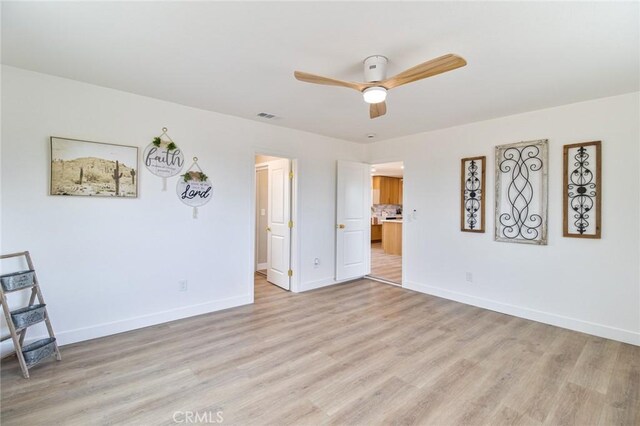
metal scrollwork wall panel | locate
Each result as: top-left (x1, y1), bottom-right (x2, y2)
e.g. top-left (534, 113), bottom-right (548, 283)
top-left (563, 141), bottom-right (601, 238)
top-left (495, 139), bottom-right (548, 245)
top-left (461, 156), bottom-right (486, 232)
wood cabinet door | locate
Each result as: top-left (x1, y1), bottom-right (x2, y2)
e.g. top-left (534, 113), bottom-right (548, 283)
top-left (390, 178), bottom-right (400, 204)
top-left (380, 177), bottom-right (389, 204)
top-left (383, 177), bottom-right (399, 204)
top-left (372, 176), bottom-right (403, 205)
top-left (372, 176), bottom-right (381, 204)
top-left (371, 224), bottom-right (382, 241)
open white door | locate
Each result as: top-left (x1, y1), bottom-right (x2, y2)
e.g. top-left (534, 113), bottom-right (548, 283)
top-left (267, 159), bottom-right (291, 290)
top-left (336, 160), bottom-right (371, 280)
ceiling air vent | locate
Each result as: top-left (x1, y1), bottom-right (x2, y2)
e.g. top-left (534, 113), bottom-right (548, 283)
top-left (257, 112), bottom-right (277, 119)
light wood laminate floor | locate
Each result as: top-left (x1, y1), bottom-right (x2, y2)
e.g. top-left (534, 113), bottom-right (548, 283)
top-left (1, 275), bottom-right (638, 425)
top-left (370, 241), bottom-right (402, 283)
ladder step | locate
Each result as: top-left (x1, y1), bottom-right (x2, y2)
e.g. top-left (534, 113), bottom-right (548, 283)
top-left (14, 318), bottom-right (47, 333)
top-left (1, 251), bottom-right (60, 378)
top-left (0, 270), bottom-right (35, 293)
top-left (22, 338), bottom-right (57, 367)
top-left (11, 304), bottom-right (47, 330)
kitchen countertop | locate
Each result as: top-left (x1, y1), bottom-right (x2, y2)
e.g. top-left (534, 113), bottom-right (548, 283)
top-left (381, 219), bottom-right (403, 223)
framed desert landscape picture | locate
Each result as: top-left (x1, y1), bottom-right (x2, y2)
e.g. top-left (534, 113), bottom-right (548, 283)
top-left (50, 137), bottom-right (139, 198)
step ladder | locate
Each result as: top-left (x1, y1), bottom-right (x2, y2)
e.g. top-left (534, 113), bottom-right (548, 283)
top-left (1, 251), bottom-right (61, 378)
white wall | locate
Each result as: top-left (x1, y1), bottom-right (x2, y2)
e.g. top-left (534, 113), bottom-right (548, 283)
top-left (2, 66), bottom-right (638, 350)
top-left (369, 92), bottom-right (640, 345)
top-left (0, 66), bottom-right (366, 351)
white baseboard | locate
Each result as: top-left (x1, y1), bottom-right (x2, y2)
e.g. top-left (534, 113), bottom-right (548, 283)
top-left (2, 294), bottom-right (252, 355)
top-left (256, 263), bottom-right (267, 271)
top-left (405, 280), bottom-right (640, 346)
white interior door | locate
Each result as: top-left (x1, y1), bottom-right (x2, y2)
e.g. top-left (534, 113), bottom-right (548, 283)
top-left (336, 160), bottom-right (371, 280)
top-left (267, 159), bottom-right (291, 290)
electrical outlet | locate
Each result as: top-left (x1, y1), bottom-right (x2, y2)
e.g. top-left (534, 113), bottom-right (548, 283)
top-left (314, 258), bottom-right (320, 268)
top-left (178, 280), bottom-right (188, 292)
top-left (465, 272), bottom-right (473, 283)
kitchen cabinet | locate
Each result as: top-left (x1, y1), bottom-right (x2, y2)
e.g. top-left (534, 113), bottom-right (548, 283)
top-left (372, 176), bottom-right (403, 205)
top-left (372, 176), bottom-right (381, 204)
top-left (371, 224), bottom-right (382, 242)
top-left (382, 220), bottom-right (402, 255)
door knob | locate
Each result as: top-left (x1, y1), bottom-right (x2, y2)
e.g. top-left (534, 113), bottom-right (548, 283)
top-left (337, 224), bottom-right (345, 229)
top-left (266, 227), bottom-right (271, 232)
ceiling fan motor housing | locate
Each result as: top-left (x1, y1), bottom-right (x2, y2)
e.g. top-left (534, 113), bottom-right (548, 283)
top-left (363, 55), bottom-right (388, 82)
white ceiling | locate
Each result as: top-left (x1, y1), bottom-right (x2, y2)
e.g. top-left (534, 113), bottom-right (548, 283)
top-left (372, 162), bottom-right (404, 178)
top-left (2, 2), bottom-right (638, 143)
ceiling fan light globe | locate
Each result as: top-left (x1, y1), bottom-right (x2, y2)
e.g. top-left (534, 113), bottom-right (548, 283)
top-left (362, 87), bottom-right (387, 104)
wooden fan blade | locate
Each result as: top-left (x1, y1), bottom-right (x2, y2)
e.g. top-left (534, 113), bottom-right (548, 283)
top-left (294, 71), bottom-right (366, 92)
top-left (370, 101), bottom-right (387, 119)
top-left (382, 54), bottom-right (467, 90)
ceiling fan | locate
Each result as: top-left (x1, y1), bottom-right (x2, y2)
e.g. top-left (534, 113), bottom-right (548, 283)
top-left (294, 54), bottom-right (467, 119)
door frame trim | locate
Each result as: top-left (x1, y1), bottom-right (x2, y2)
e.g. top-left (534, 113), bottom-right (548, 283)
top-left (254, 163), bottom-right (268, 274)
top-left (251, 153), bottom-right (299, 294)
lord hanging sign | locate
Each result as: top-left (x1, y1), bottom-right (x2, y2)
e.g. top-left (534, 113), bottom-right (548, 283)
top-left (177, 159), bottom-right (212, 218)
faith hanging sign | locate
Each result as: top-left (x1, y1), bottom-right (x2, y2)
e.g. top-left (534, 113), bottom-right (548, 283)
top-left (176, 157), bottom-right (212, 219)
top-left (143, 127), bottom-right (185, 190)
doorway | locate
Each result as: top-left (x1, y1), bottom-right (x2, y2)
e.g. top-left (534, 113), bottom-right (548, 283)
top-left (254, 154), bottom-right (294, 292)
top-left (368, 161), bottom-right (403, 285)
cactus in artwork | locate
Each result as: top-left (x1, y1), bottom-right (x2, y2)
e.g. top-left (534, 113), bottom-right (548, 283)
top-left (112, 161), bottom-right (123, 195)
top-left (130, 169), bottom-right (136, 185)
top-left (78, 167), bottom-right (84, 184)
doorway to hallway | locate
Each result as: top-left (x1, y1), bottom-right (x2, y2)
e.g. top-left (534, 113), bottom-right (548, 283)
top-left (254, 154), bottom-right (294, 291)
